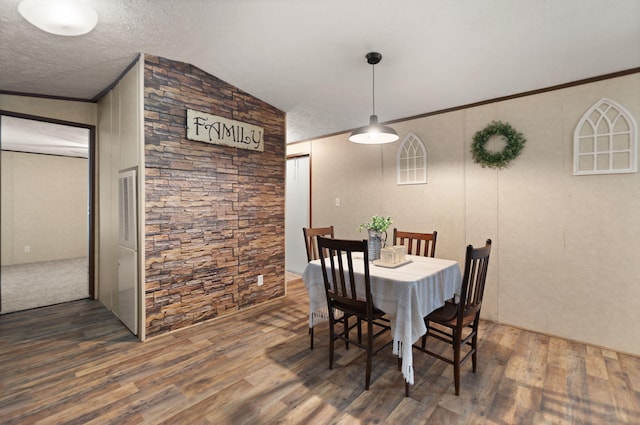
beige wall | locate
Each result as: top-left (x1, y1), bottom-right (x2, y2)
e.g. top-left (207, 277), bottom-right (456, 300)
top-left (286, 140), bottom-right (311, 157)
top-left (0, 94), bottom-right (96, 126)
top-left (297, 72), bottom-right (640, 355)
top-left (1, 59), bottom-right (159, 340)
top-left (1, 151), bottom-right (88, 265)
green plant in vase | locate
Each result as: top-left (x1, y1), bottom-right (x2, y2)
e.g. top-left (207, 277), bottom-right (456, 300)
top-left (358, 215), bottom-right (393, 233)
top-left (359, 215), bottom-right (392, 261)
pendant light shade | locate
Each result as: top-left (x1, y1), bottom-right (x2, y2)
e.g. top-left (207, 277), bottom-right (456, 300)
top-left (18, 0), bottom-right (98, 36)
top-left (349, 114), bottom-right (399, 144)
top-left (349, 52), bottom-right (399, 144)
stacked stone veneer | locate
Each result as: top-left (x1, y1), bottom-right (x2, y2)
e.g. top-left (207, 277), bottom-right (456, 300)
top-left (144, 55), bottom-right (285, 337)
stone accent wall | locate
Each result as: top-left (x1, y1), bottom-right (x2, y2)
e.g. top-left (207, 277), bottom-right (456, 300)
top-left (143, 55), bottom-right (285, 337)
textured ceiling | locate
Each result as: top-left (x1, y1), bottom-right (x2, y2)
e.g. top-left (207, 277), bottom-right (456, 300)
top-left (1, 0), bottom-right (639, 148)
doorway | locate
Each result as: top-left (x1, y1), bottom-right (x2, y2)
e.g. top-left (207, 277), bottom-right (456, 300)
top-left (285, 155), bottom-right (310, 275)
top-left (0, 113), bottom-right (95, 313)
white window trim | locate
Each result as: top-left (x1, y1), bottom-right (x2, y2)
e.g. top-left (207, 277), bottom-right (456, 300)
top-left (573, 98), bottom-right (637, 176)
top-left (396, 132), bottom-right (428, 185)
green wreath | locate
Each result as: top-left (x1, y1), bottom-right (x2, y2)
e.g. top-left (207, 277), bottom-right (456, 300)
top-left (471, 121), bottom-right (526, 169)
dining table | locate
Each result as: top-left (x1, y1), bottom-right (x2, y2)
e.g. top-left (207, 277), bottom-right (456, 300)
top-left (302, 253), bottom-right (462, 387)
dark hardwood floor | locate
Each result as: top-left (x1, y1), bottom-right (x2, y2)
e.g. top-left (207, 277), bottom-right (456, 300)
top-left (1, 277), bottom-right (638, 424)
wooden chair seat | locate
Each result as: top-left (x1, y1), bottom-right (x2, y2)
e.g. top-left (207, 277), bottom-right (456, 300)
top-left (423, 302), bottom-right (457, 323)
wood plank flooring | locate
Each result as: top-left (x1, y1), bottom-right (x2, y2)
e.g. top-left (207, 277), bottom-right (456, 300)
top-left (1, 277), bottom-right (639, 424)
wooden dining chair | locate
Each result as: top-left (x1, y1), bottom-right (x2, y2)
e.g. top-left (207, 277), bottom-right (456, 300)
top-left (411, 239), bottom-right (492, 396)
top-left (303, 226), bottom-right (334, 349)
top-left (303, 226), bottom-right (334, 262)
top-left (316, 236), bottom-right (392, 391)
top-left (392, 228), bottom-right (437, 257)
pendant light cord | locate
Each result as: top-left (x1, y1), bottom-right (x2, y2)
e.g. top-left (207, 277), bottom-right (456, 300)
top-left (371, 64), bottom-right (376, 116)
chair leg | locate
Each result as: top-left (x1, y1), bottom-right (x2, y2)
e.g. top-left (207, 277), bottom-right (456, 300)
top-left (365, 322), bottom-right (373, 390)
top-left (344, 315), bottom-right (350, 350)
top-left (309, 327), bottom-right (314, 350)
top-left (472, 348), bottom-right (477, 372)
top-left (421, 322), bottom-right (429, 349)
top-left (405, 380), bottom-right (410, 397)
top-left (472, 320), bottom-right (479, 373)
top-left (453, 329), bottom-right (461, 396)
top-left (329, 320), bottom-right (335, 370)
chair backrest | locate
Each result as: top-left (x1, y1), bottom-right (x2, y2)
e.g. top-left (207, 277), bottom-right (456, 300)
top-left (457, 239), bottom-right (492, 325)
top-left (316, 236), bottom-right (374, 318)
top-left (392, 228), bottom-right (438, 257)
top-left (303, 226), bottom-right (334, 261)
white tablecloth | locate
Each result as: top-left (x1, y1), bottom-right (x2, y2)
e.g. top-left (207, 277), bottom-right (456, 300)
top-left (302, 254), bottom-right (462, 385)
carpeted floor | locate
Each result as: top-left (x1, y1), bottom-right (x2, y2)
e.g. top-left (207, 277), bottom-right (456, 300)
top-left (1, 257), bottom-right (89, 314)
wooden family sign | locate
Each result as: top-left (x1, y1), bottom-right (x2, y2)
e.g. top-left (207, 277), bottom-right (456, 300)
top-left (186, 109), bottom-right (264, 152)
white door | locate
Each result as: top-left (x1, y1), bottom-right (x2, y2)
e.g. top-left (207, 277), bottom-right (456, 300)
top-left (285, 156), bottom-right (310, 275)
top-left (117, 169), bottom-right (138, 334)
top-left (118, 246), bottom-right (137, 333)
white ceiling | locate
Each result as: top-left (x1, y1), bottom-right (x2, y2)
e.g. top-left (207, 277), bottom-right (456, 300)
top-left (1, 116), bottom-right (89, 158)
top-left (1, 0), bottom-right (639, 152)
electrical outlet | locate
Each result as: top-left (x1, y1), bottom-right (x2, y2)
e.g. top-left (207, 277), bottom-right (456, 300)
top-left (257, 275), bottom-right (263, 286)
top-left (335, 197), bottom-right (341, 207)
top-left (24, 246), bottom-right (31, 253)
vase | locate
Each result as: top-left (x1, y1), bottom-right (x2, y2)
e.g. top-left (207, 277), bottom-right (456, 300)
top-left (367, 229), bottom-right (387, 261)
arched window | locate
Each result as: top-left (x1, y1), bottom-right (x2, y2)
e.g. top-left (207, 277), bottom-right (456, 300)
top-left (574, 98), bottom-right (637, 175)
top-left (397, 132), bottom-right (427, 185)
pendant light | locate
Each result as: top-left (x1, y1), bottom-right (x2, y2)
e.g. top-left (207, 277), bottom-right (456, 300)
top-left (349, 52), bottom-right (399, 144)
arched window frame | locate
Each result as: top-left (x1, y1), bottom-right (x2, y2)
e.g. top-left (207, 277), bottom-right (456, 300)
top-left (396, 132), bottom-right (427, 185)
top-left (573, 98), bottom-right (637, 175)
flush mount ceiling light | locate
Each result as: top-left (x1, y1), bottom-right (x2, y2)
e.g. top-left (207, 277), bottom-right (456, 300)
top-left (349, 52), bottom-right (399, 145)
top-left (18, 0), bottom-right (98, 36)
